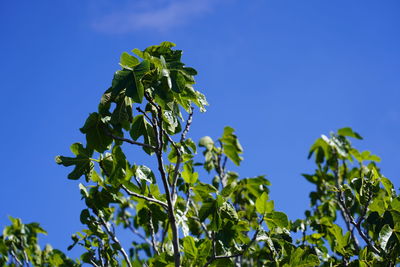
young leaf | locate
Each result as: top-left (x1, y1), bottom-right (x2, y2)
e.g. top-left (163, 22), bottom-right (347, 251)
top-left (256, 192), bottom-right (272, 214)
top-left (220, 126), bottom-right (243, 166)
top-left (120, 52), bottom-right (140, 68)
top-left (338, 127), bottom-right (363, 140)
top-left (55, 143), bottom-right (94, 180)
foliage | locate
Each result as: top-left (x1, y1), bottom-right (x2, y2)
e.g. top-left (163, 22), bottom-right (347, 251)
top-left (1, 42), bottom-right (399, 266)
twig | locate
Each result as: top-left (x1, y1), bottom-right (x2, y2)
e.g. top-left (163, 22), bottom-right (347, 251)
top-left (10, 250), bottom-right (23, 266)
top-left (98, 216), bottom-right (132, 267)
top-left (122, 185), bottom-right (168, 209)
top-left (148, 211), bottom-right (160, 255)
top-left (171, 107), bottom-right (194, 204)
top-left (336, 187), bottom-right (381, 255)
top-left (180, 107), bottom-right (194, 143)
top-left (104, 130), bottom-right (156, 150)
top-left (98, 241), bottom-right (106, 267)
top-left (216, 141), bottom-right (227, 188)
top-left (136, 107), bottom-right (153, 124)
top-left (90, 259), bottom-right (101, 267)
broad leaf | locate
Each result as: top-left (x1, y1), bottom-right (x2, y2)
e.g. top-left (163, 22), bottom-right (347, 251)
top-left (80, 113), bottom-right (112, 152)
top-left (55, 143), bottom-right (94, 180)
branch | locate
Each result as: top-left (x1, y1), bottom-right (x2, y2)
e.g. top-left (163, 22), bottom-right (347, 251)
top-left (148, 211), bottom-right (160, 255)
top-left (144, 93), bottom-right (181, 267)
top-left (180, 106), bottom-right (194, 143)
top-left (90, 259), bottom-right (101, 267)
top-left (104, 130), bottom-right (156, 150)
top-left (336, 185), bottom-right (381, 255)
top-left (171, 107), bottom-right (194, 204)
top-left (333, 162), bottom-right (360, 251)
top-left (136, 107), bottom-right (153, 124)
top-left (216, 141), bottom-right (227, 188)
top-left (122, 185), bottom-right (168, 209)
top-left (98, 216), bottom-right (132, 267)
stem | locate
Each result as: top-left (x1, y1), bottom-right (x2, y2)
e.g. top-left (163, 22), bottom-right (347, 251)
top-left (105, 129), bottom-right (156, 150)
top-left (122, 185), bottom-right (168, 209)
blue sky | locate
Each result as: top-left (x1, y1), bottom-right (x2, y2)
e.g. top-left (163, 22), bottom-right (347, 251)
top-left (1, 0), bottom-right (399, 258)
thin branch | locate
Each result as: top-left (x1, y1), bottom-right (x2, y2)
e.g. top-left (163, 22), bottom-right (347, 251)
top-left (104, 130), bottom-right (156, 150)
top-left (98, 216), bottom-right (132, 267)
top-left (216, 141), bottom-right (227, 188)
top-left (10, 250), bottom-right (23, 266)
top-left (180, 106), bottom-right (194, 143)
top-left (333, 161), bottom-right (360, 251)
top-left (122, 185), bottom-right (168, 209)
top-left (148, 211), bottom-right (160, 255)
top-left (336, 186), bottom-right (381, 255)
top-left (98, 240), bottom-right (106, 267)
top-left (90, 259), bottom-right (101, 267)
top-left (171, 107), bottom-right (194, 204)
top-left (136, 107), bottom-right (153, 124)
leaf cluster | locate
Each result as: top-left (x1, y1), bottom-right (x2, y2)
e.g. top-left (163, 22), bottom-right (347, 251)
top-left (1, 43), bottom-right (399, 267)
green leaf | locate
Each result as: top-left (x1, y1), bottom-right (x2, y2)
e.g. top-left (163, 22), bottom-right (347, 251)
top-left (111, 70), bottom-right (144, 103)
top-left (220, 126), bottom-right (243, 166)
top-left (111, 70), bottom-right (131, 96)
top-left (182, 236), bottom-right (198, 260)
top-left (133, 59), bottom-right (150, 79)
top-left (199, 136), bottom-right (214, 150)
top-left (162, 110), bottom-right (180, 134)
top-left (109, 145), bottom-right (128, 183)
top-left (379, 224), bottom-right (393, 250)
top-left (130, 115), bottom-right (147, 140)
top-left (130, 115), bottom-right (156, 154)
top-left (265, 211), bottom-right (289, 228)
top-left (193, 182), bottom-right (218, 198)
top-left (170, 70), bottom-right (186, 93)
top-left (182, 161), bottom-right (199, 184)
top-left (120, 52), bottom-right (139, 68)
top-left (327, 224), bottom-right (350, 254)
top-left (110, 96), bottom-right (133, 130)
top-left (80, 209), bottom-right (90, 224)
top-left (135, 165), bottom-right (156, 184)
top-left (80, 113), bottom-right (112, 152)
top-left (256, 192), bottom-right (273, 214)
top-left (381, 177), bottom-right (395, 197)
top-left (338, 127), bottom-right (363, 140)
top-left (55, 143), bottom-right (94, 180)
top-left (220, 201), bottom-right (239, 222)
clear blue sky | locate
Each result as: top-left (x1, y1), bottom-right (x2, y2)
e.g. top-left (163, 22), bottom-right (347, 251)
top-left (1, 0), bottom-right (399, 258)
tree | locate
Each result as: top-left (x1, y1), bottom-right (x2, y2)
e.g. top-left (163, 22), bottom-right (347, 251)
top-left (1, 42), bottom-right (399, 266)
